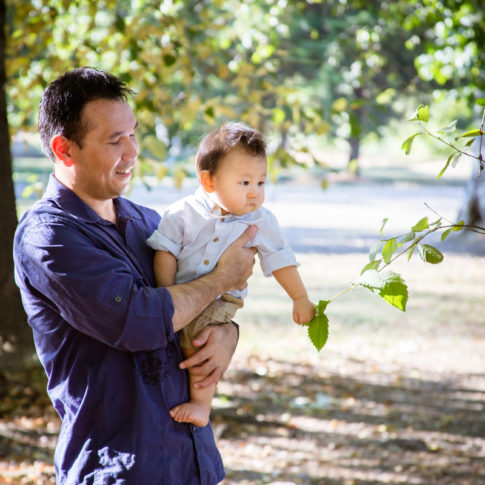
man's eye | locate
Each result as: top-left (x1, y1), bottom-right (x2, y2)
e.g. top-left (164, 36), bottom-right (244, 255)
top-left (109, 140), bottom-right (121, 145)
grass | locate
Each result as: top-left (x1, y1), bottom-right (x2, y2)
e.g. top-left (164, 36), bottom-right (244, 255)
top-left (235, 251), bottom-right (485, 375)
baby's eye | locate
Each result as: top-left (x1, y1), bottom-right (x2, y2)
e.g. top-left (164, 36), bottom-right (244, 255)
top-left (258, 181), bottom-right (265, 186)
top-left (240, 181), bottom-right (250, 185)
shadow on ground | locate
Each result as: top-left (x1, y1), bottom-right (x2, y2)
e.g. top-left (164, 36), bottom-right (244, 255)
top-left (1, 354), bottom-right (484, 484)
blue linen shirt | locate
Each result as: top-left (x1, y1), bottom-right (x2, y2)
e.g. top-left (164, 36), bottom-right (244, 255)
top-left (13, 175), bottom-right (225, 485)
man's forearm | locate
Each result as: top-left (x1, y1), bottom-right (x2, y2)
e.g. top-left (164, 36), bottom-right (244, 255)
top-left (166, 271), bottom-right (227, 332)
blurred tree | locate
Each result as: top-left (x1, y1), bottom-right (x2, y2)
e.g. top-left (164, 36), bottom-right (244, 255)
top-left (0, 0), bottom-right (35, 369)
top-left (401, 0), bottom-right (485, 224)
top-left (265, 0), bottom-right (435, 172)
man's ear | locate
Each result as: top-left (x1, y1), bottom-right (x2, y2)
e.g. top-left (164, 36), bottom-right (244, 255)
top-left (51, 135), bottom-right (74, 167)
top-left (199, 170), bottom-right (215, 193)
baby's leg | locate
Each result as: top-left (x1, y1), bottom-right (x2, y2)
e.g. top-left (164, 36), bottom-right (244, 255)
top-left (170, 346), bottom-right (216, 427)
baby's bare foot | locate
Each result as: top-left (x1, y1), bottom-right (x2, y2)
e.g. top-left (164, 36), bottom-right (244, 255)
top-left (170, 401), bottom-right (210, 427)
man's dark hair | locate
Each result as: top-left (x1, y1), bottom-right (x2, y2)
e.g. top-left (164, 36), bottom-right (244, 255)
top-left (195, 121), bottom-right (267, 177)
top-left (38, 67), bottom-right (134, 161)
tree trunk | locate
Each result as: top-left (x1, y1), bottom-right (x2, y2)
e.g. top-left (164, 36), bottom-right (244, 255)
top-left (0, 0), bottom-right (36, 370)
top-left (458, 138), bottom-right (485, 227)
top-left (347, 135), bottom-right (360, 175)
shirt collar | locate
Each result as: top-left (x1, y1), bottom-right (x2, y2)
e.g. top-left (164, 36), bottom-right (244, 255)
top-left (44, 174), bottom-right (141, 223)
top-left (195, 187), bottom-right (224, 216)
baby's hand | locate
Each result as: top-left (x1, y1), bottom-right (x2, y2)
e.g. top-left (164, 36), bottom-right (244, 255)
top-left (293, 297), bottom-right (316, 325)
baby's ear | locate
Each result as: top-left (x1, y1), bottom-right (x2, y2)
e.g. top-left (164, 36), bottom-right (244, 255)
top-left (199, 170), bottom-right (215, 193)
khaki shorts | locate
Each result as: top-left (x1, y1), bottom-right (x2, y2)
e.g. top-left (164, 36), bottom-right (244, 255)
top-left (179, 293), bottom-right (244, 350)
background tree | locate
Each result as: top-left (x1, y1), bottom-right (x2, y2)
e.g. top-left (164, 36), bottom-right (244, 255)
top-left (0, 0), bottom-right (36, 369)
top-left (400, 0), bottom-right (485, 224)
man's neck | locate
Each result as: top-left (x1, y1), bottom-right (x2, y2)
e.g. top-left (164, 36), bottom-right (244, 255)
top-left (54, 172), bottom-right (117, 223)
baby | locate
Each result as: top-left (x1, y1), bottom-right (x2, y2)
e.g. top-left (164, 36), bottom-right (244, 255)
top-left (147, 121), bottom-right (316, 427)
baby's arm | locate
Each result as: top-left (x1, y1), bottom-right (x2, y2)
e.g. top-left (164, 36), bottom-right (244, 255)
top-left (273, 266), bottom-right (316, 325)
top-left (154, 250), bottom-right (178, 287)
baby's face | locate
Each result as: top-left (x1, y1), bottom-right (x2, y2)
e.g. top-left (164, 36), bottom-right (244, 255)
top-left (209, 150), bottom-right (267, 216)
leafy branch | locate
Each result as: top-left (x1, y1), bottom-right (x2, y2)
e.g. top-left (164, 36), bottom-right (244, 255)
top-left (305, 99), bottom-right (485, 352)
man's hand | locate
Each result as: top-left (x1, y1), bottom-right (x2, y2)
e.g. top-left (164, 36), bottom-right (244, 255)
top-left (215, 225), bottom-right (258, 292)
top-left (179, 322), bottom-right (238, 388)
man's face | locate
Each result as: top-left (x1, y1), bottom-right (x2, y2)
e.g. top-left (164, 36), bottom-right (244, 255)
top-left (67, 98), bottom-right (139, 203)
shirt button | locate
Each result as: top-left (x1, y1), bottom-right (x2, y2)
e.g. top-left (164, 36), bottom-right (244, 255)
top-left (220, 217), bottom-right (225, 222)
top-left (203, 259), bottom-right (210, 265)
top-left (213, 237), bottom-right (219, 243)
top-left (115, 296), bottom-right (122, 303)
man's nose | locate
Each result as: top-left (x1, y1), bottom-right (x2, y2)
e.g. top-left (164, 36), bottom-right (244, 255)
top-left (123, 137), bottom-right (139, 160)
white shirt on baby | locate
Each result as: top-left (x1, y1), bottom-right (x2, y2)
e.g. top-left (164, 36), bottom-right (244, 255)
top-left (147, 188), bottom-right (298, 299)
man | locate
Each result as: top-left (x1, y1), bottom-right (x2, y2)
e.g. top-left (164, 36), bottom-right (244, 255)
top-left (13, 67), bottom-right (256, 484)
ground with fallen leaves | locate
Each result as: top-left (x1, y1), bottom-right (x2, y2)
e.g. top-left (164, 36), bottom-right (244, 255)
top-left (3, 172), bottom-right (485, 484)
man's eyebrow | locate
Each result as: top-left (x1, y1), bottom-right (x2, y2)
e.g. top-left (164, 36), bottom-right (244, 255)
top-left (107, 121), bottom-right (139, 140)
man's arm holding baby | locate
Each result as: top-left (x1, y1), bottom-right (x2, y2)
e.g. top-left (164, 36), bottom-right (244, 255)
top-left (273, 266), bottom-right (316, 325)
top-left (154, 225), bottom-right (258, 387)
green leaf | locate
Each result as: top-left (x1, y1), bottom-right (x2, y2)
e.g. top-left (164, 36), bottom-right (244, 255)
top-left (417, 105), bottom-right (429, 122)
top-left (357, 270), bottom-right (408, 311)
top-left (401, 133), bottom-right (421, 155)
top-left (399, 231), bottom-right (416, 244)
top-left (380, 218), bottom-right (388, 235)
top-left (476, 98), bottom-right (485, 107)
top-left (360, 260), bottom-right (381, 275)
top-left (379, 272), bottom-right (408, 311)
top-left (408, 105), bottom-right (429, 122)
top-left (441, 228), bottom-right (452, 241)
top-left (407, 243), bottom-right (417, 261)
top-left (437, 120), bottom-right (457, 134)
top-left (418, 244), bottom-right (444, 264)
top-left (460, 129), bottom-right (483, 138)
top-left (411, 217), bottom-right (429, 232)
top-left (306, 300), bottom-right (330, 352)
top-left (382, 238), bottom-right (398, 264)
top-left (453, 220), bottom-right (465, 232)
top-left (369, 240), bottom-right (384, 262)
top-left (437, 153), bottom-right (454, 180)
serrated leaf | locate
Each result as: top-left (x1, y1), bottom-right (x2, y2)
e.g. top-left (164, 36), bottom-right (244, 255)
top-left (437, 120), bottom-right (457, 134)
top-left (460, 129), bottom-right (483, 138)
top-left (441, 228), bottom-right (452, 241)
top-left (412, 217), bottom-right (429, 232)
top-left (382, 238), bottom-right (398, 264)
top-left (401, 133), bottom-right (422, 155)
top-left (358, 270), bottom-right (408, 311)
top-left (379, 272), bottom-right (408, 311)
top-left (418, 244), bottom-right (444, 264)
top-left (358, 269), bottom-right (386, 291)
top-left (360, 260), bottom-right (381, 275)
top-left (306, 300), bottom-right (330, 351)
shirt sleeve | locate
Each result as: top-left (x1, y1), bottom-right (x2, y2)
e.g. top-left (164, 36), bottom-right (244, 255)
top-left (146, 207), bottom-right (184, 257)
top-left (253, 210), bottom-right (299, 277)
top-left (16, 219), bottom-right (175, 352)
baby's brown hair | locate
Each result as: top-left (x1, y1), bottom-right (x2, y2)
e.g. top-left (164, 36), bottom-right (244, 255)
top-left (195, 121), bottom-right (267, 177)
